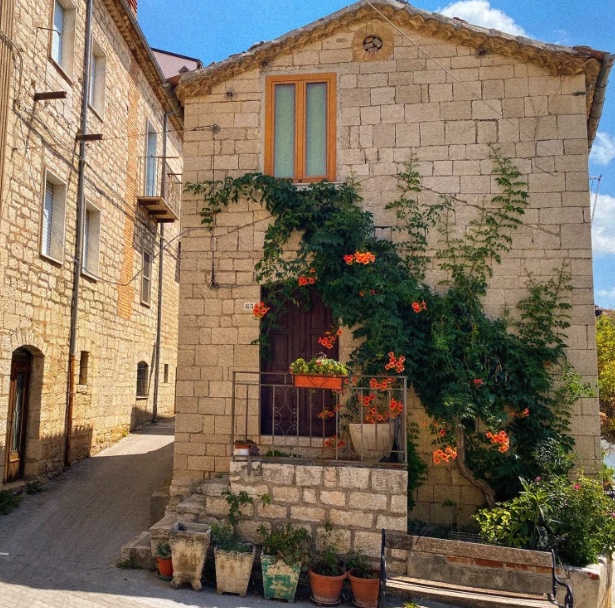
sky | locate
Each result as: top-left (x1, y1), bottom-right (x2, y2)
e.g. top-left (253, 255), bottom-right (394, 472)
top-left (138, 0), bottom-right (615, 307)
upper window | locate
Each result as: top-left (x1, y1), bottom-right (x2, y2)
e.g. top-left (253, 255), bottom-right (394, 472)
top-left (89, 39), bottom-right (106, 117)
top-left (41, 171), bottom-right (66, 263)
top-left (82, 202), bottom-right (101, 278)
top-left (50, 0), bottom-right (76, 78)
top-left (265, 74), bottom-right (337, 183)
top-left (141, 248), bottom-right (152, 306)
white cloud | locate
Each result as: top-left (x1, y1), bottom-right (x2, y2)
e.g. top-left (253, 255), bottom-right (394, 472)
top-left (590, 132), bottom-right (615, 167)
top-left (592, 193), bottom-right (615, 256)
top-left (439, 1), bottom-right (526, 37)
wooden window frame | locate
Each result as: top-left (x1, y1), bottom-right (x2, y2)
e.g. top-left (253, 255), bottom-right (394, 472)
top-left (141, 248), bottom-right (152, 307)
top-left (265, 73), bottom-right (337, 183)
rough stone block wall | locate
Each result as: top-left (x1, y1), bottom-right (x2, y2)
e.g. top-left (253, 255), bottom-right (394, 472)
top-left (174, 15), bottom-right (600, 523)
top-left (173, 461), bottom-right (407, 572)
top-left (0, 0), bottom-right (181, 483)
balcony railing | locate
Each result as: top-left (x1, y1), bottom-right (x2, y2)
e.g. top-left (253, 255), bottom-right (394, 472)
top-left (136, 156), bottom-right (181, 223)
top-left (231, 371), bottom-right (407, 466)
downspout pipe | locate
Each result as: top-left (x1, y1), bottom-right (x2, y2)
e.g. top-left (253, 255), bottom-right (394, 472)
top-left (65, 0), bottom-right (93, 467)
top-left (588, 52), bottom-right (614, 151)
top-left (152, 111), bottom-right (172, 423)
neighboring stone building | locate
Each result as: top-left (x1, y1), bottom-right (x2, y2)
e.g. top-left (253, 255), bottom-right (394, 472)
top-left (0, 0), bottom-right (184, 485)
top-left (167, 0), bottom-right (611, 529)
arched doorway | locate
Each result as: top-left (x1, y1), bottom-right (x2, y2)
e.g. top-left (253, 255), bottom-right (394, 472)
top-left (4, 348), bottom-right (33, 483)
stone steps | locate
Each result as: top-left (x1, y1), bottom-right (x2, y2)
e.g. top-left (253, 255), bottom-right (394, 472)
top-left (120, 531), bottom-right (154, 570)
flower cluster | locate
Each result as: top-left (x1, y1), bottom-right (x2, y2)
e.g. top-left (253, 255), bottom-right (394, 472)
top-left (344, 251), bottom-right (376, 265)
top-left (318, 328), bottom-right (342, 350)
top-left (412, 300), bottom-right (427, 313)
top-left (317, 408), bottom-right (335, 420)
top-left (363, 396), bottom-right (404, 424)
top-left (298, 268), bottom-right (317, 286)
top-left (359, 289), bottom-right (377, 297)
top-left (516, 408), bottom-right (530, 418)
top-left (369, 377), bottom-right (394, 390)
top-left (432, 446), bottom-right (458, 464)
top-left (472, 378), bottom-right (484, 387)
top-left (252, 301), bottom-right (270, 319)
top-left (486, 430), bottom-right (510, 453)
top-left (385, 352), bottom-right (405, 373)
top-left (289, 355), bottom-right (348, 377)
top-left (324, 436), bottom-right (345, 448)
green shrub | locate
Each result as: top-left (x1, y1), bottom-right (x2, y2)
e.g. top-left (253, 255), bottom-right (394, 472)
top-left (258, 523), bottom-right (310, 566)
top-left (474, 473), bottom-right (615, 566)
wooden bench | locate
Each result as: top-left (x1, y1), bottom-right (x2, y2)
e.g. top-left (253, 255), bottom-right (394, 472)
top-left (377, 530), bottom-right (574, 608)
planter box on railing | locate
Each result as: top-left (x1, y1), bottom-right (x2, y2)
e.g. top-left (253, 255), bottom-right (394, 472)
top-left (291, 373), bottom-right (345, 390)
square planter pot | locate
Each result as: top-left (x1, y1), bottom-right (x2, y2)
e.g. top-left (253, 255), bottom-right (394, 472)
top-left (169, 522), bottom-right (211, 591)
top-left (261, 554), bottom-right (302, 601)
top-left (215, 546), bottom-right (255, 597)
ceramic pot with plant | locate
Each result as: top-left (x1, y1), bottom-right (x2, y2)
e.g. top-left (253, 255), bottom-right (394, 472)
top-left (258, 523), bottom-right (310, 602)
top-left (347, 551), bottom-right (380, 608)
top-left (155, 542), bottom-right (173, 578)
top-left (211, 490), bottom-right (256, 597)
top-left (308, 521), bottom-right (346, 605)
top-left (290, 355), bottom-right (349, 390)
top-left (233, 438), bottom-right (258, 457)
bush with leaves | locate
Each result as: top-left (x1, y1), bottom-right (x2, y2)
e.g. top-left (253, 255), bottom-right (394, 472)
top-left (210, 490), bottom-right (254, 553)
top-left (474, 473), bottom-right (615, 566)
top-left (258, 523), bottom-right (310, 566)
top-left (597, 314), bottom-right (615, 442)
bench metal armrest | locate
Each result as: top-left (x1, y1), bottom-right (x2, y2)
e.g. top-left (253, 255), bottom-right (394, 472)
top-left (378, 529), bottom-right (387, 608)
top-left (550, 550), bottom-right (574, 608)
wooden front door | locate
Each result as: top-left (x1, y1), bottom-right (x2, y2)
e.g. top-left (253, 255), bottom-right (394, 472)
top-left (4, 349), bottom-right (32, 483)
top-left (260, 289), bottom-right (338, 437)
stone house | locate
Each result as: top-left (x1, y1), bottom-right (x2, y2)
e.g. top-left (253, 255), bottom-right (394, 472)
top-left (0, 0), bottom-right (184, 485)
top-left (166, 0), bottom-right (611, 537)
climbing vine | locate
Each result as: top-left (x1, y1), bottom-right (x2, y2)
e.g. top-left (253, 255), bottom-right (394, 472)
top-left (187, 150), bottom-right (587, 503)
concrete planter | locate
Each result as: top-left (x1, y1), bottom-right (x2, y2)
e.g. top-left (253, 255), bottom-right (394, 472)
top-left (349, 423), bottom-right (394, 460)
top-left (169, 522), bottom-right (211, 591)
top-left (214, 546), bottom-right (255, 597)
top-left (261, 554), bottom-right (301, 601)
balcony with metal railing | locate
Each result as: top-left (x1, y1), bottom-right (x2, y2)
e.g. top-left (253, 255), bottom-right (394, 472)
top-left (231, 371), bottom-right (408, 467)
top-left (136, 155), bottom-right (181, 223)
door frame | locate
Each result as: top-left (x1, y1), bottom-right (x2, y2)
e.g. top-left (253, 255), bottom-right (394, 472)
top-left (4, 348), bottom-right (32, 483)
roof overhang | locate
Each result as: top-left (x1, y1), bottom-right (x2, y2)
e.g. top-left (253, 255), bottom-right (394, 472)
top-left (176, 0), bottom-right (611, 149)
top-left (102, 0), bottom-right (184, 134)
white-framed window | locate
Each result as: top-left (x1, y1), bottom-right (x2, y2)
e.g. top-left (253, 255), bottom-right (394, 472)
top-left (41, 171), bottom-right (66, 263)
top-left (141, 248), bottom-right (152, 306)
top-left (145, 121), bottom-right (158, 197)
top-left (89, 39), bottom-right (106, 117)
top-left (50, 0), bottom-right (76, 78)
top-left (82, 202), bottom-right (101, 277)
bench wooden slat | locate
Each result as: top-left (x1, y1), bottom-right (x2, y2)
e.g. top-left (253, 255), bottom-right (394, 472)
top-left (386, 577), bottom-right (558, 608)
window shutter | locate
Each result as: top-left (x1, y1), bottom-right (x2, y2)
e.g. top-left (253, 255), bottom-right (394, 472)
top-left (89, 55), bottom-right (97, 106)
top-left (52, 1), bottom-right (64, 65)
top-left (42, 181), bottom-right (54, 256)
top-left (83, 209), bottom-right (91, 272)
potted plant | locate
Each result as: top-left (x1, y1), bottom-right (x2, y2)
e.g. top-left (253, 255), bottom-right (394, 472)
top-left (233, 438), bottom-right (258, 457)
top-left (290, 355), bottom-right (349, 390)
top-left (155, 542), bottom-right (173, 578)
top-left (211, 490), bottom-right (255, 597)
top-left (347, 550), bottom-right (380, 608)
top-left (308, 521), bottom-right (347, 605)
top-left (258, 523), bottom-right (310, 601)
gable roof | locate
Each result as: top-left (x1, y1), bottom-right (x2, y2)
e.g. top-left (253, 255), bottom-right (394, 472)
top-left (101, 0), bottom-right (184, 131)
top-left (175, 0), bottom-right (611, 148)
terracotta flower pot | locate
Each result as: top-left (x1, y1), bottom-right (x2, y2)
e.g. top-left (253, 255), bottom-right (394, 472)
top-left (348, 570), bottom-right (380, 608)
top-left (309, 569), bottom-right (347, 605)
top-left (156, 556), bottom-right (173, 578)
